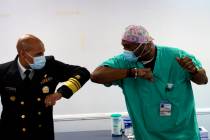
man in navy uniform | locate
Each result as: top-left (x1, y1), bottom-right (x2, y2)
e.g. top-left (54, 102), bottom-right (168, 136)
top-left (0, 34), bottom-right (90, 140)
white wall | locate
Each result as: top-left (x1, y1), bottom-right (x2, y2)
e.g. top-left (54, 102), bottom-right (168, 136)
top-left (0, 0), bottom-right (210, 117)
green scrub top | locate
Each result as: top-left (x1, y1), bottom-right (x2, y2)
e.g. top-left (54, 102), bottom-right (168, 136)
top-left (101, 46), bottom-right (202, 140)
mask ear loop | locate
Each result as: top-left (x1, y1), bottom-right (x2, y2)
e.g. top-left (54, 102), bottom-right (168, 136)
top-left (24, 51), bottom-right (34, 65)
top-left (133, 43), bottom-right (146, 59)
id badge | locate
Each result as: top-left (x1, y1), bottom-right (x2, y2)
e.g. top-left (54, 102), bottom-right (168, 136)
top-left (160, 101), bottom-right (171, 116)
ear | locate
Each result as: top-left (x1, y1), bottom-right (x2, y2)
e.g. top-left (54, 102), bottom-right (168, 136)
top-left (20, 50), bottom-right (32, 64)
top-left (19, 50), bottom-right (24, 59)
top-left (18, 50), bottom-right (28, 68)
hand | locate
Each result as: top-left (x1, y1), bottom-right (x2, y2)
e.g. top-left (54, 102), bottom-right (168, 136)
top-left (176, 57), bottom-right (197, 74)
top-left (44, 92), bottom-right (62, 107)
top-left (137, 68), bottom-right (153, 81)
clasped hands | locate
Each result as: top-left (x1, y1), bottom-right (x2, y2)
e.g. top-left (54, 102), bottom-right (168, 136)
top-left (44, 92), bottom-right (62, 107)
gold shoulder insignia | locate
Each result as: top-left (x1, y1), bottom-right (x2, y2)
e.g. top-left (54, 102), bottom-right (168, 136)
top-left (75, 75), bottom-right (81, 79)
top-left (42, 86), bottom-right (50, 94)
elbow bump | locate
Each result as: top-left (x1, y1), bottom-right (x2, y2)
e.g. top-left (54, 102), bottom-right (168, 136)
top-left (79, 67), bottom-right (91, 80)
top-left (90, 74), bottom-right (99, 83)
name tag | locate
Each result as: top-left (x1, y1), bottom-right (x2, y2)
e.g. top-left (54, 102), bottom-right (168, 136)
top-left (160, 101), bottom-right (171, 116)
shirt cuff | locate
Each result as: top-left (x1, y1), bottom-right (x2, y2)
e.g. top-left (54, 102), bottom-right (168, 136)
top-left (57, 85), bottom-right (73, 99)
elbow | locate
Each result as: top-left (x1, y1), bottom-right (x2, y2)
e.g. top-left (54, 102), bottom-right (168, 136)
top-left (90, 66), bottom-right (110, 84)
top-left (90, 71), bottom-right (105, 84)
top-left (194, 77), bottom-right (208, 85)
top-left (201, 75), bottom-right (208, 85)
top-left (83, 68), bottom-right (91, 81)
top-left (192, 69), bottom-right (208, 85)
top-left (76, 67), bottom-right (91, 84)
top-left (90, 73), bottom-right (99, 83)
top-left (204, 77), bottom-right (208, 85)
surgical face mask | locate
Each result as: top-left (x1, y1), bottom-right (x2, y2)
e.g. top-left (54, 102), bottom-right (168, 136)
top-left (123, 50), bottom-right (138, 62)
top-left (123, 43), bottom-right (145, 62)
top-left (123, 43), bottom-right (153, 63)
top-left (26, 53), bottom-right (46, 70)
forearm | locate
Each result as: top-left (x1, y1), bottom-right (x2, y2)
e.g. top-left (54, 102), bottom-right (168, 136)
top-left (91, 66), bottom-right (128, 84)
top-left (191, 68), bottom-right (208, 85)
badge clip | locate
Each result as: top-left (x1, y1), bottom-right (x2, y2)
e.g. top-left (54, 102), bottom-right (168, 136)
top-left (166, 83), bottom-right (174, 91)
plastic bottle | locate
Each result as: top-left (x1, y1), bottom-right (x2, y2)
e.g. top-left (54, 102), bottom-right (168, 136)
top-left (110, 114), bottom-right (122, 137)
top-left (123, 117), bottom-right (133, 137)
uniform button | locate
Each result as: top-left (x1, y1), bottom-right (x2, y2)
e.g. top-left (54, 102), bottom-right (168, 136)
top-left (37, 112), bottom-right (42, 115)
top-left (10, 96), bottom-right (16, 102)
top-left (22, 128), bottom-right (26, 132)
top-left (38, 124), bottom-right (42, 128)
top-left (37, 98), bottom-right (41, 102)
top-left (20, 101), bottom-right (25, 105)
top-left (21, 115), bottom-right (26, 119)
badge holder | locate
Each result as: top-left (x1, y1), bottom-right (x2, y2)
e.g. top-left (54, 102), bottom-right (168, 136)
top-left (160, 100), bottom-right (172, 116)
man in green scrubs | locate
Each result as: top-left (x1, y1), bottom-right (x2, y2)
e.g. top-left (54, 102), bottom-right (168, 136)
top-left (91, 25), bottom-right (208, 140)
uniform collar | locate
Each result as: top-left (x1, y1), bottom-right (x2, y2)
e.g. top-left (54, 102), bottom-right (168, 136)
top-left (17, 57), bottom-right (34, 80)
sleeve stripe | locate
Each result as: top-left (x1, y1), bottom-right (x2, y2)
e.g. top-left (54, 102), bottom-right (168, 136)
top-left (64, 78), bottom-right (81, 94)
top-left (65, 81), bottom-right (78, 93)
top-left (69, 78), bottom-right (81, 88)
top-left (68, 80), bottom-right (80, 89)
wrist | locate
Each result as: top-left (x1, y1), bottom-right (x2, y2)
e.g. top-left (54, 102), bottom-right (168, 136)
top-left (55, 92), bottom-right (62, 99)
top-left (127, 68), bottom-right (138, 79)
top-left (57, 85), bottom-right (73, 99)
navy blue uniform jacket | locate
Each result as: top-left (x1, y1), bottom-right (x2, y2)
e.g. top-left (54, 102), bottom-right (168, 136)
top-left (0, 56), bottom-right (90, 140)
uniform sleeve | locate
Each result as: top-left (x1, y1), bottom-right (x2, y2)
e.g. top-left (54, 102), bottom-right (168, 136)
top-left (46, 56), bottom-right (90, 99)
top-left (0, 63), bottom-right (8, 96)
top-left (0, 67), bottom-right (2, 96)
